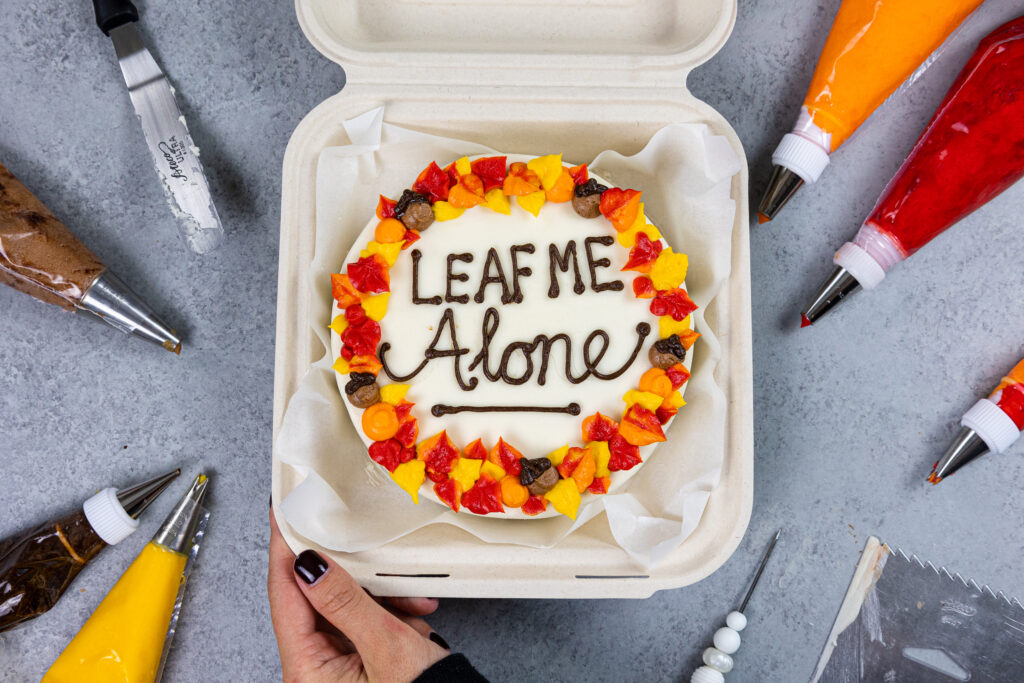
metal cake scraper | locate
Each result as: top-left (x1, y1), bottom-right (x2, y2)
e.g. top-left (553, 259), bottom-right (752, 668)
top-left (91, 0), bottom-right (224, 254)
top-left (812, 536), bottom-right (1024, 682)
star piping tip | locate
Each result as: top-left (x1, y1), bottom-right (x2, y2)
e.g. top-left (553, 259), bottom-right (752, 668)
top-left (800, 313), bottom-right (812, 328)
top-left (757, 212), bottom-right (771, 225)
top-left (927, 470), bottom-right (942, 485)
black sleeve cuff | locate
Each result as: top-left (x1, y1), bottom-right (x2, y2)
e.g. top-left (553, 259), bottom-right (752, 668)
top-left (413, 653), bottom-right (489, 683)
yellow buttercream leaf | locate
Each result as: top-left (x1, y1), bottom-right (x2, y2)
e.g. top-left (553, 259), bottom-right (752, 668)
top-left (391, 460), bottom-right (425, 503)
top-left (516, 190), bottom-right (546, 217)
top-left (587, 441), bottom-right (611, 477)
top-left (481, 188), bottom-right (511, 214)
top-left (527, 154), bottom-right (563, 190)
top-left (331, 356), bottom-right (350, 374)
top-left (433, 201), bottom-right (465, 221)
top-left (329, 315), bottom-right (349, 335)
top-left (616, 220), bottom-right (662, 248)
top-left (664, 391), bottom-right (686, 410)
top-left (363, 293), bottom-right (389, 321)
top-left (659, 314), bottom-right (692, 339)
top-left (379, 384), bottom-right (409, 406)
top-left (547, 444), bottom-right (570, 466)
top-left (623, 390), bottom-right (665, 413)
top-left (544, 479), bottom-right (581, 520)
top-left (649, 248), bottom-right (688, 291)
top-left (365, 241), bottom-right (402, 266)
top-left (481, 460), bottom-right (506, 481)
top-left (455, 156), bottom-right (472, 176)
top-left (449, 457), bottom-right (483, 492)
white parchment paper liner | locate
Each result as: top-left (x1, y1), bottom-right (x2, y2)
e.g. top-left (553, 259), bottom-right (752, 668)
top-left (277, 107), bottom-right (740, 568)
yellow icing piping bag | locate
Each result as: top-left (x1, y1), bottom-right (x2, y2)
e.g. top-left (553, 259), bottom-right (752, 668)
top-left (43, 473), bottom-right (210, 683)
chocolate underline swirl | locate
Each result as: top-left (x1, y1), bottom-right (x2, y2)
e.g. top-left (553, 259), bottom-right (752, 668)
top-left (430, 403), bottom-right (582, 417)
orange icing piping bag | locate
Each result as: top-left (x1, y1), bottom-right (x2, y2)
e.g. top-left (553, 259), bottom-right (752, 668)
top-left (801, 16), bottom-right (1024, 326)
top-left (931, 359), bottom-right (1024, 484)
top-left (758, 0), bottom-right (982, 222)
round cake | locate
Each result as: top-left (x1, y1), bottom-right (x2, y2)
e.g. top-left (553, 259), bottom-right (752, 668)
top-left (329, 154), bottom-right (699, 519)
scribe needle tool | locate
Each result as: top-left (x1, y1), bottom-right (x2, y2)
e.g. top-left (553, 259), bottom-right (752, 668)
top-left (690, 529), bottom-right (781, 683)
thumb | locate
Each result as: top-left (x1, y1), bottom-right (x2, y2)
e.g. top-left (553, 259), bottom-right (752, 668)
top-left (293, 549), bottom-right (445, 679)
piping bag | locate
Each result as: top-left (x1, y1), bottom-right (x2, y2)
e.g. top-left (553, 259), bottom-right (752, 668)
top-left (758, 0), bottom-right (982, 222)
top-left (0, 162), bottom-right (181, 353)
top-left (802, 16), bottom-right (1024, 326)
top-left (0, 469), bottom-right (179, 633)
top-left (43, 473), bottom-right (210, 683)
top-left (931, 358), bottom-right (1024, 483)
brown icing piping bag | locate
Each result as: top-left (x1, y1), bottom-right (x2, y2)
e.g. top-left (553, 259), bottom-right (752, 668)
top-left (0, 162), bottom-right (181, 353)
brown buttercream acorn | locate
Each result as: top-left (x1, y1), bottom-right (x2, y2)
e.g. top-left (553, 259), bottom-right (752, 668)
top-left (571, 179), bottom-right (608, 219)
top-left (345, 372), bottom-right (380, 408)
top-left (395, 190), bottom-right (434, 231)
top-left (649, 334), bottom-right (687, 369)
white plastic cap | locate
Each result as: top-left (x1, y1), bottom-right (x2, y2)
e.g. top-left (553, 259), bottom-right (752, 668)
top-left (834, 242), bottom-right (886, 290)
top-left (772, 133), bottom-right (830, 183)
top-left (83, 487), bottom-right (139, 545)
top-left (962, 399), bottom-right (1021, 454)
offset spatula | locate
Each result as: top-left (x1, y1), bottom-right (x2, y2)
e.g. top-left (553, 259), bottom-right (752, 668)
top-left (91, 0), bottom-right (224, 254)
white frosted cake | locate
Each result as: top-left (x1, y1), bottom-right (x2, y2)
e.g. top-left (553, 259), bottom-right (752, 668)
top-left (329, 154), bottom-right (698, 519)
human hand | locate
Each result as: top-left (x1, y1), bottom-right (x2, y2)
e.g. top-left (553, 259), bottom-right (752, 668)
top-left (268, 508), bottom-right (449, 682)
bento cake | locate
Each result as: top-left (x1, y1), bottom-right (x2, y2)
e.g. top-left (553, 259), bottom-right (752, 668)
top-left (329, 155), bottom-right (699, 520)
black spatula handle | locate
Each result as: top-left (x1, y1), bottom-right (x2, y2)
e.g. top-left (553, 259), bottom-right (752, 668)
top-left (92, 0), bottom-right (138, 35)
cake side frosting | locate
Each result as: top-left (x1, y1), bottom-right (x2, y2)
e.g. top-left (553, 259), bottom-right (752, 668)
top-left (329, 155), bottom-right (699, 520)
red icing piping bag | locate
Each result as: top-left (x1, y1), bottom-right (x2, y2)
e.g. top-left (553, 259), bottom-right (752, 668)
top-left (931, 358), bottom-right (1024, 483)
top-left (801, 16), bottom-right (1024, 326)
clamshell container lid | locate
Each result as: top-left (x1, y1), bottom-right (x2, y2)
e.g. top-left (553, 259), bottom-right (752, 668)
top-left (296, 0), bottom-right (737, 86)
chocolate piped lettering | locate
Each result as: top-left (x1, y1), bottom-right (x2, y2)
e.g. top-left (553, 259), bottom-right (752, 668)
top-left (473, 248), bottom-right (513, 304)
top-left (445, 253), bottom-right (473, 304)
top-left (585, 236), bottom-right (624, 293)
top-left (411, 249), bottom-right (442, 305)
top-left (547, 241), bottom-right (586, 298)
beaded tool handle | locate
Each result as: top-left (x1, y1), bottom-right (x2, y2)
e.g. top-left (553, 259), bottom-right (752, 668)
top-left (690, 529), bottom-right (781, 683)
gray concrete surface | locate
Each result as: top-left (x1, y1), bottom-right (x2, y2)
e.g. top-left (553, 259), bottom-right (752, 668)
top-left (2, 1), bottom-right (1023, 681)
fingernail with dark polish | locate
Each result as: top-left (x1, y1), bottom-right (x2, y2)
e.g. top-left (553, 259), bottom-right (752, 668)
top-left (294, 550), bottom-right (328, 585)
top-left (269, 494), bottom-right (273, 508)
top-left (429, 632), bottom-right (451, 651)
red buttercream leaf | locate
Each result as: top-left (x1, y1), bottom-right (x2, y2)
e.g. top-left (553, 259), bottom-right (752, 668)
top-left (632, 276), bottom-right (656, 299)
top-left (368, 439), bottom-right (402, 472)
top-left (330, 273), bottom-right (362, 308)
top-left (587, 476), bottom-right (611, 495)
top-left (395, 418), bottom-right (418, 448)
top-left (489, 438), bottom-right (523, 476)
top-left (399, 446), bottom-right (415, 464)
top-left (608, 434), bottom-right (642, 471)
top-left (341, 317), bottom-right (381, 355)
top-left (376, 195), bottom-right (396, 220)
top-left (581, 412), bottom-right (619, 442)
top-left (650, 288), bottom-right (698, 321)
top-left (471, 156), bottom-right (508, 192)
top-left (666, 364), bottom-right (690, 390)
top-left (340, 345), bottom-right (354, 361)
top-left (434, 479), bottom-right (461, 512)
top-left (395, 401), bottom-right (415, 421)
top-left (599, 188), bottom-right (642, 231)
top-left (348, 255), bottom-right (390, 294)
top-left (461, 475), bottom-right (504, 515)
top-left (463, 439), bottom-right (488, 460)
top-left (402, 229), bottom-right (420, 249)
top-left (521, 495), bottom-right (547, 516)
top-left (568, 164), bottom-right (588, 185)
top-left (622, 232), bottom-right (663, 273)
top-left (557, 447), bottom-right (586, 479)
top-left (655, 405), bottom-right (678, 425)
top-left (412, 161), bottom-right (452, 203)
top-left (344, 304), bottom-right (367, 324)
top-left (423, 432), bottom-right (459, 482)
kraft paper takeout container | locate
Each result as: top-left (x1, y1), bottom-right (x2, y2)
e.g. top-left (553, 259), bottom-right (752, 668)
top-left (272, 0), bottom-right (753, 598)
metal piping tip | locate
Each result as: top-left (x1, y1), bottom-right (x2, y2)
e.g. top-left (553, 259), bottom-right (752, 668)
top-left (117, 468), bottom-right (181, 518)
top-left (152, 473), bottom-right (209, 554)
top-left (757, 165), bottom-right (804, 223)
top-left (930, 427), bottom-right (989, 484)
top-left (79, 269), bottom-right (182, 353)
top-left (801, 266), bottom-right (861, 326)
